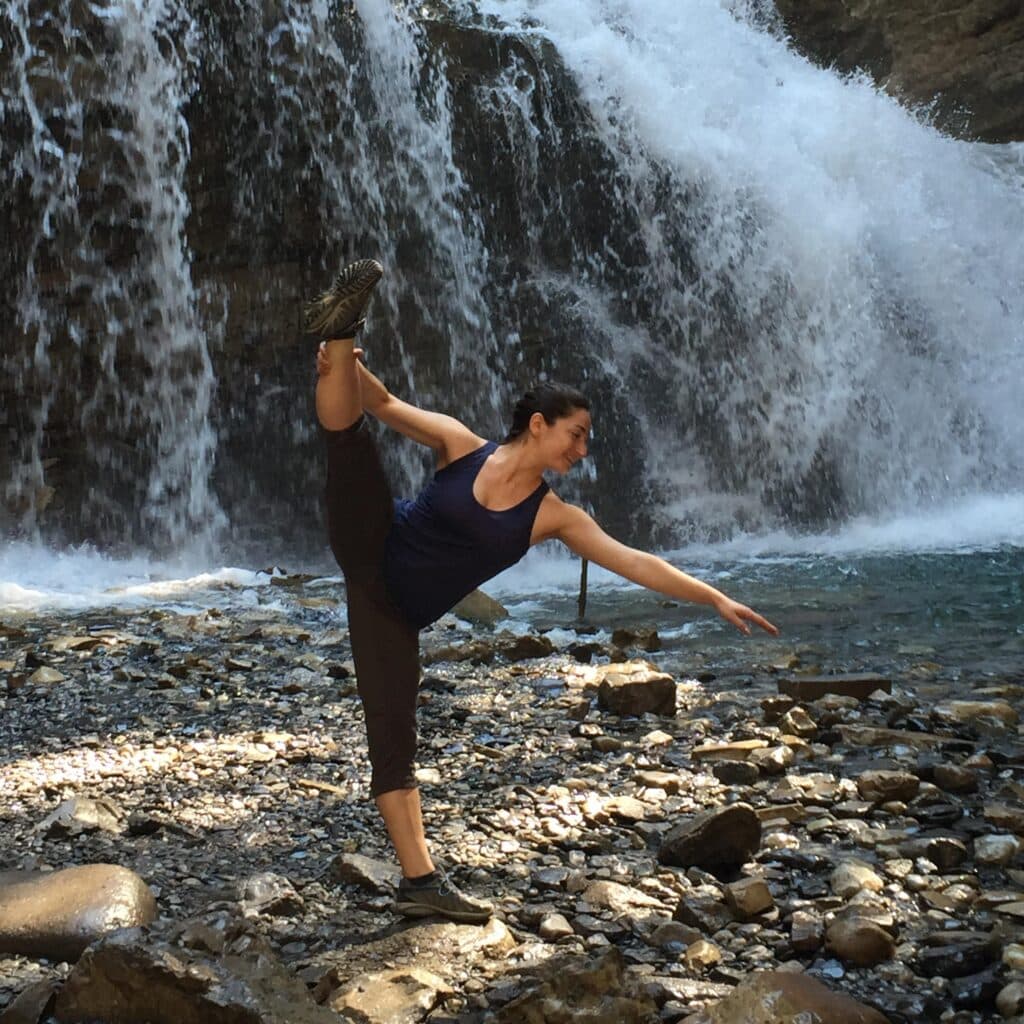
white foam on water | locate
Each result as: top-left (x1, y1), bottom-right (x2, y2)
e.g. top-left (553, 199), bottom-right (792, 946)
top-left (0, 542), bottom-right (270, 614)
top-left (673, 492), bottom-right (1024, 563)
top-left (5, 488), bottom-right (1020, 614)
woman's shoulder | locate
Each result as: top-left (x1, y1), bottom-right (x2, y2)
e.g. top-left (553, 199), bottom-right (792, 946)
top-left (436, 433), bottom-right (491, 472)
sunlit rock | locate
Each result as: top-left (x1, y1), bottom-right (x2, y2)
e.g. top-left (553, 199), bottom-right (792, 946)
top-left (975, 834), bottom-right (1021, 867)
top-left (320, 966), bottom-right (453, 1023)
top-left (826, 916), bottom-right (896, 966)
top-left (597, 664), bottom-right (676, 717)
top-left (830, 861), bottom-right (884, 898)
top-left (723, 877), bottom-right (774, 920)
top-left (933, 699), bottom-right (1019, 729)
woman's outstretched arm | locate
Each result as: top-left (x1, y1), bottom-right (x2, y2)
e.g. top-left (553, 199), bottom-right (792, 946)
top-left (317, 344), bottom-right (483, 466)
top-left (538, 496), bottom-right (778, 636)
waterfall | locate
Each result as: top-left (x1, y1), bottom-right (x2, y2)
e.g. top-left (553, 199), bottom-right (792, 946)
top-left (476, 0), bottom-right (1024, 540)
top-left (1, 0), bottom-right (223, 555)
top-left (2, 0), bottom-right (1022, 561)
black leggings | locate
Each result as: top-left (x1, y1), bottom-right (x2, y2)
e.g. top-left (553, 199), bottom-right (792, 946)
top-left (324, 417), bottom-right (420, 797)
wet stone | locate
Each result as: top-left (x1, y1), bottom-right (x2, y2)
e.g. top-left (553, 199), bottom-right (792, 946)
top-left (659, 804), bottom-right (762, 872)
top-left (778, 673), bottom-right (891, 701)
top-left (932, 764), bottom-right (979, 794)
top-left (0, 865), bottom-right (157, 962)
top-left (711, 760), bottom-right (760, 786)
top-left (913, 932), bottom-right (997, 979)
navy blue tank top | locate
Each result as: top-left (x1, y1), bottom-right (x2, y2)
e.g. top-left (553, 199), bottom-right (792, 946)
top-left (382, 442), bottom-right (549, 629)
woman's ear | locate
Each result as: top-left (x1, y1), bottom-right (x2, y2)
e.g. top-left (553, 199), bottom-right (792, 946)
top-left (529, 411), bottom-right (546, 437)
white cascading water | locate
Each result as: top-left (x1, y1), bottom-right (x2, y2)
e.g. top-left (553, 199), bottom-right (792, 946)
top-left (479, 0), bottom-right (1024, 538)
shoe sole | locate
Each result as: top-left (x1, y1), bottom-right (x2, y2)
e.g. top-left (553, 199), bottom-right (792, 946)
top-left (304, 258), bottom-right (383, 339)
top-left (394, 899), bottom-right (492, 924)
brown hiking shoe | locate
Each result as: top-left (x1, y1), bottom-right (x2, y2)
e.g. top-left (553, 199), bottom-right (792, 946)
top-left (395, 867), bottom-right (493, 924)
top-left (303, 258), bottom-right (383, 340)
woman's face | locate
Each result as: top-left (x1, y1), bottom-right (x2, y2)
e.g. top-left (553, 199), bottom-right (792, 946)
top-left (532, 407), bottom-right (591, 473)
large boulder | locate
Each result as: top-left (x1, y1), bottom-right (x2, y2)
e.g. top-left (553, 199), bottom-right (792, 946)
top-left (0, 865), bottom-right (157, 962)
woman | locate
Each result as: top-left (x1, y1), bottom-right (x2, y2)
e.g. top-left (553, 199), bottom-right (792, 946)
top-left (308, 259), bottom-right (778, 924)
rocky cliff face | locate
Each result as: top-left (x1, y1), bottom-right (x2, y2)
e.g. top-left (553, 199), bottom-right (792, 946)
top-left (774, 0), bottom-right (1024, 142)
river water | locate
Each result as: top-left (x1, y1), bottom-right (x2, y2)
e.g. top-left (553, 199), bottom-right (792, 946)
top-left (4, 493), bottom-right (1021, 695)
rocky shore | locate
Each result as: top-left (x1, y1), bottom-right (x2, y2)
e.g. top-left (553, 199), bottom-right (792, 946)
top-left (2, 586), bottom-right (1024, 1023)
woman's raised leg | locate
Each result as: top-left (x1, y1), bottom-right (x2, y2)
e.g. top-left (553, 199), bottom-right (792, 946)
top-left (316, 338), bottom-right (363, 430)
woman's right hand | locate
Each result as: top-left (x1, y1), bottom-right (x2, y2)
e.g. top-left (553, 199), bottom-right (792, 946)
top-left (317, 342), bottom-right (364, 376)
top-left (316, 342), bottom-right (331, 377)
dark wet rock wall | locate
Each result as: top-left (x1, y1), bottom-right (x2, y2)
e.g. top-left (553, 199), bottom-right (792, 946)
top-left (774, 0), bottom-right (1024, 142)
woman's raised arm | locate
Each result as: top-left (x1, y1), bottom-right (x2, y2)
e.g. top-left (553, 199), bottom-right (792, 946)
top-left (542, 497), bottom-right (778, 636)
top-left (317, 344), bottom-right (483, 467)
